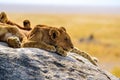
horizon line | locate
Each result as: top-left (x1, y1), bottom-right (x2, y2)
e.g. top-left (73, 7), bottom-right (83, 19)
top-left (0, 4), bottom-right (120, 14)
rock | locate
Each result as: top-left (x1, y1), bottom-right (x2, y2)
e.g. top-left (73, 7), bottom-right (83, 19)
top-left (0, 42), bottom-right (119, 80)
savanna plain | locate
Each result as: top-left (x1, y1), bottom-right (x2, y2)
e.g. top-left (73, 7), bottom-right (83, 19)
top-left (7, 13), bottom-right (120, 77)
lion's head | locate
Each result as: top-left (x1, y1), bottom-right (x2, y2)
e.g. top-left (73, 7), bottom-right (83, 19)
top-left (49, 27), bottom-right (74, 51)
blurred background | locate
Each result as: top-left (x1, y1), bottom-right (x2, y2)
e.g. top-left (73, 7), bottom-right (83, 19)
top-left (0, 0), bottom-right (120, 77)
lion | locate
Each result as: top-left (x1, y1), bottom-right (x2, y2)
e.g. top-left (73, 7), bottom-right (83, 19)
top-left (22, 25), bottom-right (74, 56)
top-left (0, 12), bottom-right (30, 48)
top-left (0, 23), bottom-right (25, 48)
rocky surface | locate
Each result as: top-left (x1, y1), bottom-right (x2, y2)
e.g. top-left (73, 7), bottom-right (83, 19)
top-left (0, 42), bottom-right (119, 80)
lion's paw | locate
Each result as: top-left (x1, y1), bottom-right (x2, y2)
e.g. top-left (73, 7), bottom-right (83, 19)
top-left (56, 47), bottom-right (67, 57)
top-left (46, 46), bottom-right (56, 52)
top-left (7, 37), bottom-right (21, 48)
top-left (92, 57), bottom-right (99, 63)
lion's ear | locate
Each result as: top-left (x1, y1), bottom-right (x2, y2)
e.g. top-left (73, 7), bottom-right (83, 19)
top-left (49, 28), bottom-right (60, 40)
top-left (60, 27), bottom-right (66, 32)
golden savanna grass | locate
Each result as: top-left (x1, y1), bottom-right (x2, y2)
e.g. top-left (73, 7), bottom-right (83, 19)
top-left (8, 13), bottom-right (120, 77)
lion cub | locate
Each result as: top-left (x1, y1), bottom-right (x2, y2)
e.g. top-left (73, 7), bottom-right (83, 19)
top-left (0, 12), bottom-right (30, 48)
top-left (0, 24), bottom-right (25, 48)
top-left (22, 25), bottom-right (74, 56)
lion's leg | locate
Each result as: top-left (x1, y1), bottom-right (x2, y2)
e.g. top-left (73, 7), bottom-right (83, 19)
top-left (71, 48), bottom-right (98, 66)
top-left (22, 41), bottom-right (56, 52)
top-left (7, 36), bottom-right (21, 48)
top-left (56, 47), bottom-right (67, 57)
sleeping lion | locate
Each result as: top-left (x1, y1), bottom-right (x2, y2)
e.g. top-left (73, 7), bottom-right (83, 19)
top-left (22, 25), bottom-right (74, 57)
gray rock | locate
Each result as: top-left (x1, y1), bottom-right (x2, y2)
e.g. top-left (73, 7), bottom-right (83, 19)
top-left (0, 42), bottom-right (119, 80)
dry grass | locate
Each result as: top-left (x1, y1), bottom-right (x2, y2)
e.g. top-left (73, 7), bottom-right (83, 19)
top-left (112, 67), bottom-right (120, 77)
top-left (8, 13), bottom-right (120, 77)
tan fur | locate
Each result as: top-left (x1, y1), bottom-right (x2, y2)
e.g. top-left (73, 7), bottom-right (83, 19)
top-left (0, 24), bottom-right (25, 48)
top-left (22, 25), bottom-right (74, 56)
top-left (71, 47), bottom-right (98, 66)
top-left (0, 12), bottom-right (31, 47)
